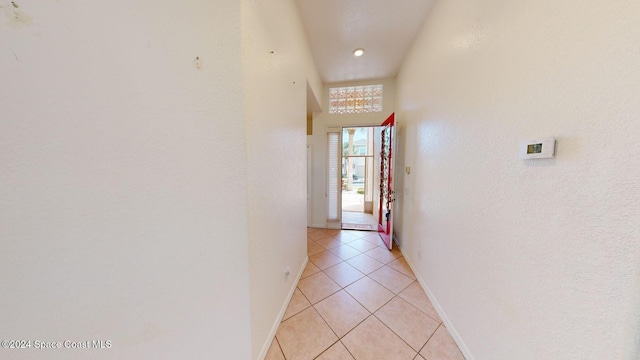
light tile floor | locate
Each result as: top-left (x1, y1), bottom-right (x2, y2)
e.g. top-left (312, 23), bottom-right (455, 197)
top-left (266, 228), bottom-right (466, 360)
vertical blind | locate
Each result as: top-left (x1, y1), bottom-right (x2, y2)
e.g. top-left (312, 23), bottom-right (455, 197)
top-left (327, 131), bottom-right (340, 223)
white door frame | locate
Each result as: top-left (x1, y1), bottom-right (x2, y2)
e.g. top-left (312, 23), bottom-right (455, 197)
top-left (307, 145), bottom-right (312, 227)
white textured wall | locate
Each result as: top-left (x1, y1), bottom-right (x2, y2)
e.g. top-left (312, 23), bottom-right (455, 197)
top-left (308, 78), bottom-right (396, 228)
top-left (395, 0), bottom-right (640, 359)
top-left (241, 0), bottom-right (322, 358)
top-left (0, 1), bottom-right (252, 359)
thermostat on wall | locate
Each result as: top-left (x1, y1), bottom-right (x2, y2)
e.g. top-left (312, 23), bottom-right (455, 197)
top-left (520, 138), bottom-right (556, 159)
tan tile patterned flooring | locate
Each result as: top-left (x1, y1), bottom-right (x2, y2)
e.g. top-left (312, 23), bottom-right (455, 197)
top-left (266, 228), bottom-right (466, 360)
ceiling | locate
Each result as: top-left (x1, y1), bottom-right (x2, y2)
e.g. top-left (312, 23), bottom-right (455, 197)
top-left (296, 0), bottom-right (435, 84)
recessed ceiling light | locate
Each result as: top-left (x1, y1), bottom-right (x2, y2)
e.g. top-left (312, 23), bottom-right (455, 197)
top-left (353, 48), bottom-right (365, 57)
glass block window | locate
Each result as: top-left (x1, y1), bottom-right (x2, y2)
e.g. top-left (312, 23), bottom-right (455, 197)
top-left (329, 84), bottom-right (383, 114)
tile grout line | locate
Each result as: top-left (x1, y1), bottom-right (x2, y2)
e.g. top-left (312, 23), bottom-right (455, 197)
top-left (371, 311), bottom-right (420, 356)
top-left (306, 229), bottom-right (442, 359)
top-left (279, 286), bottom-right (312, 324)
top-left (342, 266), bottom-right (436, 355)
top-left (395, 284), bottom-right (444, 324)
top-left (313, 260), bottom-right (381, 355)
top-left (311, 251), bottom-right (375, 353)
top-left (274, 337), bottom-right (287, 360)
top-left (310, 300), bottom-right (342, 357)
top-left (351, 272), bottom-right (438, 355)
top-left (417, 323), bottom-right (445, 357)
top-left (366, 267), bottom-right (415, 295)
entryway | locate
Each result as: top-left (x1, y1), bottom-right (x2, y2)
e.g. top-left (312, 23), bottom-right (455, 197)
top-left (341, 126), bottom-right (379, 231)
top-left (326, 113), bottom-right (396, 250)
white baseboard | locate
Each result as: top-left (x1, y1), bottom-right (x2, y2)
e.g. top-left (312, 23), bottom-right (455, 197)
top-left (399, 247), bottom-right (475, 360)
top-left (255, 257), bottom-right (309, 360)
top-left (311, 223), bottom-right (325, 229)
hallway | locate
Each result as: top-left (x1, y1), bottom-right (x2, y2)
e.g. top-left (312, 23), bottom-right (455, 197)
top-left (265, 228), bottom-right (465, 359)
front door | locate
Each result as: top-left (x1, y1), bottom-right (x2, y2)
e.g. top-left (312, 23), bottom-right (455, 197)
top-left (378, 113), bottom-right (396, 250)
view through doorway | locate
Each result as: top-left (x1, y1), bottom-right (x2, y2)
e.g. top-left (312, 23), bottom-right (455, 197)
top-left (341, 126), bottom-right (380, 231)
